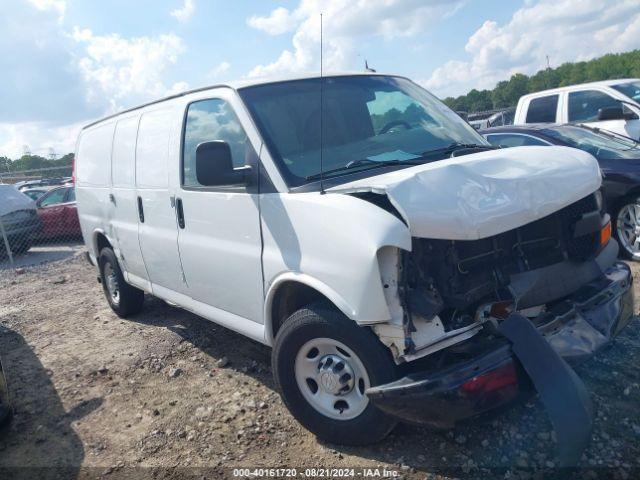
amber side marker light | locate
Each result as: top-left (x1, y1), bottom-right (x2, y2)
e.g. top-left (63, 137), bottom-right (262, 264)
top-left (600, 221), bottom-right (612, 247)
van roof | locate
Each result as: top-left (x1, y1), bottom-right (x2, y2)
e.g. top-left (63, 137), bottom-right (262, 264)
top-left (81, 71), bottom-right (395, 131)
top-left (519, 78), bottom-right (639, 100)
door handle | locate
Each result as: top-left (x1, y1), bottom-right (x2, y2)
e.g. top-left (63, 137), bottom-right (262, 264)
top-left (176, 197), bottom-right (185, 229)
top-left (109, 193), bottom-right (116, 205)
top-left (137, 196), bottom-right (145, 223)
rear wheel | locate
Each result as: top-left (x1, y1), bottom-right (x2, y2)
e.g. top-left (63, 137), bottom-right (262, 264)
top-left (614, 197), bottom-right (640, 260)
top-left (98, 247), bottom-right (144, 317)
top-left (272, 303), bottom-right (398, 445)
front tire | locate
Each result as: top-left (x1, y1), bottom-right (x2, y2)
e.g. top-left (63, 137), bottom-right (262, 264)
top-left (272, 303), bottom-right (398, 445)
top-left (98, 247), bottom-right (144, 317)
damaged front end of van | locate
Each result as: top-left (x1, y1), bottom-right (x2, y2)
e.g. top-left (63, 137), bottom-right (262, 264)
top-left (330, 146), bottom-right (634, 465)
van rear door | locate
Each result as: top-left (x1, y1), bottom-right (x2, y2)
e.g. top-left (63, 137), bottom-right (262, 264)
top-left (135, 105), bottom-right (186, 298)
top-left (110, 114), bottom-right (149, 289)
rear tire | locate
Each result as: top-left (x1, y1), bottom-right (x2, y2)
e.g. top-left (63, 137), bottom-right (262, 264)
top-left (98, 247), bottom-right (144, 317)
top-left (272, 303), bottom-right (398, 445)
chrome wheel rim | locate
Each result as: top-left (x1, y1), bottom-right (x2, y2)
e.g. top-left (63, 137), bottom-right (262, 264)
top-left (104, 262), bottom-right (120, 304)
top-left (294, 338), bottom-right (370, 420)
top-left (617, 203), bottom-right (640, 259)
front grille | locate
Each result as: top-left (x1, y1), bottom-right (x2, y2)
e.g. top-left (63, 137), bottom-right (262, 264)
top-left (559, 194), bottom-right (600, 261)
top-left (412, 193), bottom-right (603, 309)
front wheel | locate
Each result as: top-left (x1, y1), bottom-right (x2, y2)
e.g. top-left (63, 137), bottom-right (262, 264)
top-left (615, 198), bottom-right (640, 260)
top-left (272, 303), bottom-right (398, 445)
top-left (98, 247), bottom-right (144, 317)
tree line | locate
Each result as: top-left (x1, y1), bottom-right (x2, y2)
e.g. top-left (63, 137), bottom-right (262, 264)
top-left (442, 49), bottom-right (640, 113)
top-left (0, 153), bottom-right (74, 174)
top-left (2, 49), bottom-right (639, 164)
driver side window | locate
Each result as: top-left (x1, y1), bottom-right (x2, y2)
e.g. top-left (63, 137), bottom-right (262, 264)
top-left (39, 188), bottom-right (67, 207)
top-left (182, 98), bottom-right (255, 188)
top-left (568, 90), bottom-right (621, 123)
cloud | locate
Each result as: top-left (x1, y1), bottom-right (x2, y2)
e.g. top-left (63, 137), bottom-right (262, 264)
top-left (247, 7), bottom-right (298, 35)
top-left (170, 0), bottom-right (195, 22)
top-left (423, 0), bottom-right (640, 98)
top-left (247, 0), bottom-right (466, 78)
top-left (166, 81), bottom-right (190, 95)
top-left (0, 121), bottom-right (84, 161)
top-left (207, 61), bottom-right (231, 80)
top-left (26, 0), bottom-right (66, 20)
top-left (71, 27), bottom-right (186, 112)
top-left (0, 2), bottom-right (188, 158)
top-left (0, 1), bottom-right (93, 125)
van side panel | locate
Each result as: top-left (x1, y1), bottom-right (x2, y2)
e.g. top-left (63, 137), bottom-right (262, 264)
top-left (135, 106), bottom-right (186, 294)
top-left (110, 115), bottom-right (149, 288)
top-left (76, 121), bottom-right (116, 258)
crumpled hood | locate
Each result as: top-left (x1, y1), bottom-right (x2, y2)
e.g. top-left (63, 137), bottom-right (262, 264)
top-left (329, 146), bottom-right (602, 240)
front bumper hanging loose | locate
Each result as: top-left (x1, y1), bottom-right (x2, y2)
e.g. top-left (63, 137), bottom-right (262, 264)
top-left (366, 261), bottom-right (634, 463)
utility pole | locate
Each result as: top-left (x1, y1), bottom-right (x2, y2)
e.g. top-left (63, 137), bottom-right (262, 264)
top-left (546, 55), bottom-right (552, 89)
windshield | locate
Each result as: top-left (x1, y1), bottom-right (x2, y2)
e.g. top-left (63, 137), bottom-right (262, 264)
top-left (611, 81), bottom-right (640, 103)
top-left (542, 125), bottom-right (640, 159)
top-left (239, 75), bottom-right (486, 186)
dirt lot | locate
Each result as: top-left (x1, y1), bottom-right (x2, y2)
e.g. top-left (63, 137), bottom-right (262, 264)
top-left (0, 250), bottom-right (638, 479)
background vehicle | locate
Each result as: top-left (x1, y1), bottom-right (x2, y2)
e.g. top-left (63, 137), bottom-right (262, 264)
top-left (0, 184), bottom-right (41, 256)
top-left (76, 74), bottom-right (631, 458)
top-left (14, 177), bottom-right (72, 192)
top-left (481, 124), bottom-right (640, 259)
top-left (36, 185), bottom-right (81, 240)
top-left (467, 108), bottom-right (515, 130)
top-left (21, 187), bottom-right (53, 201)
top-left (514, 79), bottom-right (640, 140)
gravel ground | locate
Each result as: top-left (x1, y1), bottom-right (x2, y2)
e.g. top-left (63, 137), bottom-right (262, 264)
top-left (0, 250), bottom-right (638, 480)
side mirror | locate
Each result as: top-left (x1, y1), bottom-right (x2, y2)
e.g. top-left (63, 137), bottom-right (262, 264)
top-left (598, 105), bottom-right (625, 121)
top-left (195, 141), bottom-right (252, 187)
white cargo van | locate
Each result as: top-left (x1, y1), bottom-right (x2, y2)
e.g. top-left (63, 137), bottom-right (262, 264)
top-left (76, 73), bottom-right (633, 450)
top-left (514, 79), bottom-right (640, 140)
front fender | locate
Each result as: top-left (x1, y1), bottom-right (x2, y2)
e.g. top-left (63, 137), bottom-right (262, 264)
top-left (264, 272), bottom-right (355, 344)
top-left (260, 192), bottom-right (412, 343)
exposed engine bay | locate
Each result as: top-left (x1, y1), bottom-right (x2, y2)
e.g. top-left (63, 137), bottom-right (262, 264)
top-left (373, 191), bottom-right (615, 362)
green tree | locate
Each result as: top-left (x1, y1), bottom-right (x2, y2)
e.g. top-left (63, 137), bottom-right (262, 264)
top-left (441, 49), bottom-right (640, 112)
top-left (0, 156), bottom-right (11, 173)
top-left (492, 73), bottom-right (530, 108)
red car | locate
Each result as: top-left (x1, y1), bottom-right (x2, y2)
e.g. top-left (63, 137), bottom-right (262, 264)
top-left (36, 185), bottom-right (81, 239)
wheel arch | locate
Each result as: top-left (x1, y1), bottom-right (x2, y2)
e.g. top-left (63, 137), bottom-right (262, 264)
top-left (92, 229), bottom-right (115, 259)
top-left (264, 273), bottom-right (356, 345)
top-left (610, 187), bottom-right (640, 214)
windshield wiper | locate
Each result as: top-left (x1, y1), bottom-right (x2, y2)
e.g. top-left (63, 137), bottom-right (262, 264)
top-left (305, 158), bottom-right (418, 181)
top-left (577, 124), bottom-right (640, 148)
top-left (421, 142), bottom-right (496, 157)
top-left (305, 143), bottom-right (496, 181)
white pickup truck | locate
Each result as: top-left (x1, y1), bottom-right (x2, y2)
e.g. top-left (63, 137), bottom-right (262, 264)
top-left (514, 79), bottom-right (640, 140)
top-left (75, 73), bottom-right (633, 460)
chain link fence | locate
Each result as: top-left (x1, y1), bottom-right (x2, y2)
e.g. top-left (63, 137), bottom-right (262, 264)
top-left (1, 167), bottom-right (84, 272)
